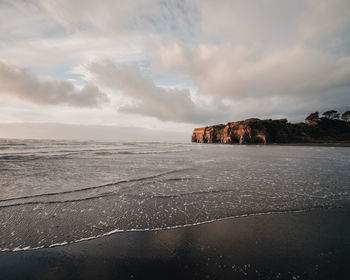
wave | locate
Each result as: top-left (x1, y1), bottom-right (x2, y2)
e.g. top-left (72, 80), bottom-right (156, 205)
top-left (0, 191), bottom-right (115, 208)
top-left (0, 153), bottom-right (80, 162)
top-left (0, 168), bottom-right (193, 208)
top-left (0, 154), bottom-right (40, 161)
top-left (0, 178), bottom-right (308, 209)
top-left (93, 151), bottom-right (116, 155)
top-left (0, 143), bottom-right (28, 146)
top-left (150, 188), bottom-right (239, 199)
top-left (0, 148), bottom-right (191, 161)
top-left (0, 206), bottom-right (344, 252)
top-left (109, 149), bottom-right (191, 155)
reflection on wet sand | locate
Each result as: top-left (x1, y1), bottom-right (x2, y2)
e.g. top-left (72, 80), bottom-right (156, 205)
top-left (1, 208), bottom-right (349, 280)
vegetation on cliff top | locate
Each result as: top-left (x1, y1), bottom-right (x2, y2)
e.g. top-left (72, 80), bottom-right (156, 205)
top-left (243, 116), bottom-right (350, 143)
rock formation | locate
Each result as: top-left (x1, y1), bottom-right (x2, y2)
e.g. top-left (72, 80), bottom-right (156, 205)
top-left (192, 118), bottom-right (350, 144)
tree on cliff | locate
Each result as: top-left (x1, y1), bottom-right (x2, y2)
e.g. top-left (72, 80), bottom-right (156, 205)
top-left (341, 111), bottom-right (350, 122)
top-left (322, 110), bottom-right (340, 119)
top-left (305, 112), bottom-right (319, 124)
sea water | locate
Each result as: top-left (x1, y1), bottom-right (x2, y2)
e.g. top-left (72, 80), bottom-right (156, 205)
top-left (0, 139), bottom-right (349, 251)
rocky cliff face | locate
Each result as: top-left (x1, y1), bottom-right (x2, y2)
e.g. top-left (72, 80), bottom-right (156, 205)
top-left (191, 118), bottom-right (350, 144)
top-left (192, 119), bottom-right (267, 144)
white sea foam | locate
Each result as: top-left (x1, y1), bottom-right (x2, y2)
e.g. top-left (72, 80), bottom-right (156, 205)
top-left (0, 208), bottom-right (319, 252)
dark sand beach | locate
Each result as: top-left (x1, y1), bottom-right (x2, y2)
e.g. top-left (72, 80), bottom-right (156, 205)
top-left (1, 208), bottom-right (349, 280)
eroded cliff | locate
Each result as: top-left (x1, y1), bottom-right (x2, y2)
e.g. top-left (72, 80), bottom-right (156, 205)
top-left (191, 118), bottom-right (350, 144)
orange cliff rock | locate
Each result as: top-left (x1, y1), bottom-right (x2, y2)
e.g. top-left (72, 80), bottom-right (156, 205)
top-left (192, 119), bottom-right (267, 144)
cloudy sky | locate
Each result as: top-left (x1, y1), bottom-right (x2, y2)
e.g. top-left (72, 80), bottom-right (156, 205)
top-left (1, 0), bottom-right (350, 141)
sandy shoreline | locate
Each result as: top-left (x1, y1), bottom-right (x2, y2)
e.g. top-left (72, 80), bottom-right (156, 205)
top-left (1, 207), bottom-right (349, 279)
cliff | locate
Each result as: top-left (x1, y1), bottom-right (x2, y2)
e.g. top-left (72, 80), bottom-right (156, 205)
top-left (191, 118), bottom-right (350, 144)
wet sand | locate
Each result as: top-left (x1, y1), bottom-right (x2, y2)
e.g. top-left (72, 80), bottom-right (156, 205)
top-left (1, 208), bottom-right (350, 280)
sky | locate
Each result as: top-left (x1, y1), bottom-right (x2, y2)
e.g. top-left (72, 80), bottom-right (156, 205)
top-left (0, 0), bottom-right (350, 141)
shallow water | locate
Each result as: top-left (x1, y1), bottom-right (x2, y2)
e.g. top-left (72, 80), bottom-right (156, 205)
top-left (0, 139), bottom-right (349, 251)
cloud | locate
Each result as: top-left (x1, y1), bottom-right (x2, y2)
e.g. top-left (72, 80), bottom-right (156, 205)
top-left (0, 61), bottom-right (109, 107)
top-left (36, 0), bottom-right (198, 41)
top-left (300, 0), bottom-right (350, 46)
top-left (83, 60), bottom-right (224, 123)
top-left (195, 0), bottom-right (303, 45)
top-left (157, 42), bottom-right (350, 102)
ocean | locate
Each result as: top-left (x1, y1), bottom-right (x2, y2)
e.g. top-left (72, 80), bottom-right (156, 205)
top-left (0, 139), bottom-right (349, 251)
